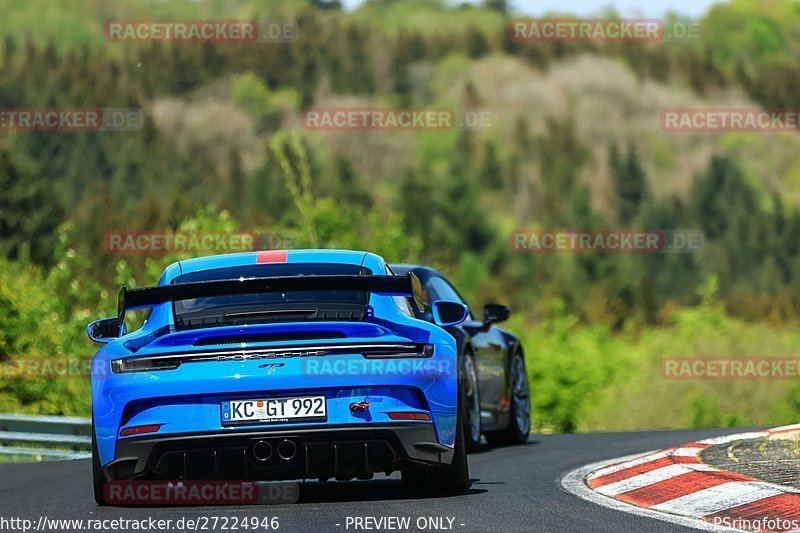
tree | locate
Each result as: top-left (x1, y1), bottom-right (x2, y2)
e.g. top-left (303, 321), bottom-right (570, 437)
top-left (0, 149), bottom-right (63, 265)
top-left (537, 119), bottom-right (588, 225)
top-left (464, 27), bottom-right (490, 58)
top-left (343, 24), bottom-right (375, 94)
top-left (480, 141), bottom-right (503, 189)
top-left (639, 273), bottom-right (659, 325)
top-left (3, 35), bottom-right (15, 67)
top-left (335, 156), bottom-right (372, 208)
top-left (228, 147), bottom-right (246, 208)
top-left (483, 0), bottom-right (508, 12)
top-left (398, 168), bottom-right (434, 244)
top-left (389, 34), bottom-right (413, 106)
top-left (312, 0), bottom-right (342, 10)
top-left (610, 143), bottom-right (648, 225)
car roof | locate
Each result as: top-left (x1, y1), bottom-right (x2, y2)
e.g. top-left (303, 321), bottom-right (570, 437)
top-left (161, 249), bottom-right (385, 285)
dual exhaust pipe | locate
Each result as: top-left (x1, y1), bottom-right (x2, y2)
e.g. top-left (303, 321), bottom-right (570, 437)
top-left (252, 439), bottom-right (297, 462)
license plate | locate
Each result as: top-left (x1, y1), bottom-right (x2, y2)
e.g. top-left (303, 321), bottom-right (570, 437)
top-left (221, 395), bottom-right (326, 425)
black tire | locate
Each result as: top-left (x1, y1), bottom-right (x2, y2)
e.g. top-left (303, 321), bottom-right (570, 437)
top-left (462, 351), bottom-right (482, 453)
top-left (402, 366), bottom-right (470, 496)
top-left (485, 351), bottom-right (530, 446)
top-left (92, 420), bottom-right (108, 506)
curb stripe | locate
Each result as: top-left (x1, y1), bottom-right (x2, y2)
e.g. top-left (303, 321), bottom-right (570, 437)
top-left (596, 464), bottom-right (716, 496)
top-left (650, 481), bottom-right (785, 516)
top-left (562, 455), bottom-right (735, 532)
top-left (588, 445), bottom-right (707, 479)
top-left (587, 450), bottom-right (673, 479)
top-left (616, 470), bottom-right (753, 508)
top-left (588, 455), bottom-right (700, 488)
top-left (578, 427), bottom-right (800, 532)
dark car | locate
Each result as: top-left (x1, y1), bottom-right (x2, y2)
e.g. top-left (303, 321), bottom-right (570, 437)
top-left (390, 264), bottom-right (531, 452)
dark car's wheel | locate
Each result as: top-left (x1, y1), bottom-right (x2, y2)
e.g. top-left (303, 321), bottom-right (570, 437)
top-left (92, 420), bottom-right (108, 506)
top-left (485, 350), bottom-right (530, 446)
top-left (462, 352), bottom-right (482, 453)
top-left (402, 363), bottom-right (471, 496)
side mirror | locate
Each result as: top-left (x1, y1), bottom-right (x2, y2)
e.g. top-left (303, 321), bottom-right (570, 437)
top-left (87, 317), bottom-right (120, 344)
top-left (484, 304), bottom-right (510, 324)
top-left (431, 300), bottom-right (469, 327)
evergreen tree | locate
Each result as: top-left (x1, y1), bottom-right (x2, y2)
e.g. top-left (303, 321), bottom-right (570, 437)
top-left (480, 140), bottom-right (503, 189)
top-left (483, 0), bottom-right (508, 12)
top-left (3, 35), bottom-right (15, 66)
top-left (0, 149), bottom-right (63, 265)
top-left (639, 273), bottom-right (659, 325)
top-left (464, 27), bottom-right (490, 58)
top-left (537, 119), bottom-right (588, 225)
top-left (228, 147), bottom-right (246, 208)
top-left (398, 168), bottom-right (434, 244)
top-left (389, 34), bottom-right (413, 106)
top-left (610, 143), bottom-right (648, 225)
top-left (335, 156), bottom-right (372, 208)
top-left (343, 24), bottom-right (375, 94)
top-left (312, 0), bottom-right (343, 10)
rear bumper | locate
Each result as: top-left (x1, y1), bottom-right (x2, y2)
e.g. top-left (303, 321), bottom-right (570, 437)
top-left (102, 423), bottom-right (452, 482)
top-left (92, 349), bottom-right (459, 466)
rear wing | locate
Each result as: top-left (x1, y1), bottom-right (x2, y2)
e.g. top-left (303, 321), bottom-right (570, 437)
top-left (118, 273), bottom-right (424, 325)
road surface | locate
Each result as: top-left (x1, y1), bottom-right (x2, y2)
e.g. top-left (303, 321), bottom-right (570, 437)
top-left (0, 428), bottom-right (754, 532)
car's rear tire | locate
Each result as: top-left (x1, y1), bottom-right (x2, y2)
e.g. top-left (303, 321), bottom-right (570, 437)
top-left (402, 361), bottom-right (470, 496)
top-left (401, 415), bottom-right (469, 496)
top-left (485, 351), bottom-right (530, 446)
top-left (92, 420), bottom-right (108, 506)
top-left (462, 352), bottom-right (482, 453)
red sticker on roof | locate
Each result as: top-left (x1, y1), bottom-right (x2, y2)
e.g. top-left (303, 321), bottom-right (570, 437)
top-left (256, 250), bottom-right (288, 264)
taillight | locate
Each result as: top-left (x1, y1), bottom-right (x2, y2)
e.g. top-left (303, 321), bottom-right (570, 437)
top-left (119, 424), bottom-right (162, 437)
top-left (361, 344), bottom-right (434, 359)
top-left (388, 412), bottom-right (431, 421)
top-left (111, 358), bottom-right (180, 373)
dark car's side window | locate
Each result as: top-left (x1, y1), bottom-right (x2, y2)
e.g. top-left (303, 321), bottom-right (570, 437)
top-left (425, 276), bottom-right (472, 320)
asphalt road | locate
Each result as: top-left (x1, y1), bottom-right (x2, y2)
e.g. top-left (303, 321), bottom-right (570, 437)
top-left (0, 428), bottom-right (753, 533)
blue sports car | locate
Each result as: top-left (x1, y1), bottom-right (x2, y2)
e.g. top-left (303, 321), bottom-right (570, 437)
top-left (87, 249), bottom-right (525, 505)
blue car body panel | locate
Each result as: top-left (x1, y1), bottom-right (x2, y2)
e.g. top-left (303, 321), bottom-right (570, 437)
top-left (91, 250), bottom-right (459, 471)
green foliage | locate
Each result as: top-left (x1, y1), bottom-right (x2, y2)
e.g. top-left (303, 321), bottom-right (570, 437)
top-left (519, 301), bottom-right (624, 433)
top-left (232, 72), bottom-right (273, 116)
top-left (527, 289), bottom-right (800, 433)
top-left (609, 143), bottom-right (648, 225)
top-left (0, 147), bottom-right (63, 264)
top-left (271, 132), bottom-right (319, 247)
